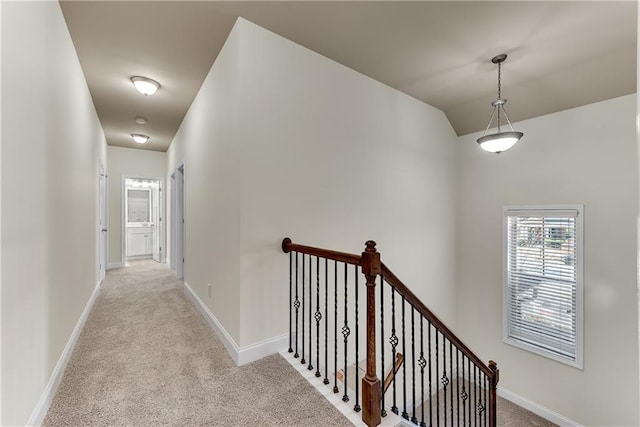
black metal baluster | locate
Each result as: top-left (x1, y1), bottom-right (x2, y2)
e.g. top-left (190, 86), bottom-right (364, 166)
top-left (461, 355), bottom-right (467, 427)
top-left (301, 254), bottom-right (306, 365)
top-left (456, 348), bottom-right (460, 425)
top-left (342, 262), bottom-right (350, 402)
top-left (436, 328), bottom-right (439, 425)
top-left (380, 275), bottom-right (386, 417)
top-left (333, 260), bottom-right (339, 394)
top-left (419, 317), bottom-right (426, 427)
top-left (390, 287), bottom-right (398, 415)
top-left (473, 365), bottom-right (477, 427)
top-left (315, 256), bottom-right (321, 377)
top-left (484, 374), bottom-right (488, 427)
top-left (401, 296), bottom-right (408, 420)
top-left (324, 259), bottom-right (329, 385)
top-left (428, 321), bottom-right (432, 427)
top-left (294, 252), bottom-right (300, 359)
top-left (288, 252), bottom-right (293, 353)
top-left (308, 255), bottom-right (313, 371)
top-left (468, 358), bottom-right (472, 427)
top-left (450, 342), bottom-right (454, 426)
top-left (442, 333), bottom-right (448, 426)
top-left (411, 307), bottom-right (417, 424)
top-left (354, 266), bottom-right (361, 412)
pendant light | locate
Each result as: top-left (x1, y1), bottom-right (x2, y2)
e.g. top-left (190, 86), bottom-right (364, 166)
top-left (477, 54), bottom-right (523, 153)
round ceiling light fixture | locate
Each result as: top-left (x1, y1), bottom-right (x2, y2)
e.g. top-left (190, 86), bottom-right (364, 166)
top-left (135, 116), bottom-right (148, 125)
top-left (131, 133), bottom-right (150, 144)
top-left (130, 76), bottom-right (160, 96)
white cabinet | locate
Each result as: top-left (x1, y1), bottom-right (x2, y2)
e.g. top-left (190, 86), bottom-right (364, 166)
top-left (126, 226), bottom-right (153, 257)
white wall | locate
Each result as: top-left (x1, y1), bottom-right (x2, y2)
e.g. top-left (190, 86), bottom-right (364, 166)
top-left (1, 2), bottom-right (108, 425)
top-left (456, 94), bottom-right (638, 426)
top-left (167, 18), bottom-right (458, 349)
top-left (107, 146), bottom-right (166, 266)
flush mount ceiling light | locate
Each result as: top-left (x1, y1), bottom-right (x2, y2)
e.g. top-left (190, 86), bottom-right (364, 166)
top-left (134, 116), bottom-right (148, 125)
top-left (131, 133), bottom-right (149, 144)
top-left (477, 54), bottom-right (524, 154)
top-left (130, 76), bottom-right (160, 96)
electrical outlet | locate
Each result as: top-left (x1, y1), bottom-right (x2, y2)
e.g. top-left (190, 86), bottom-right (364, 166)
top-left (208, 283), bottom-right (212, 299)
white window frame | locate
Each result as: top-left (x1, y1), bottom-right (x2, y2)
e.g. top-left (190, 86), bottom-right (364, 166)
top-left (503, 205), bottom-right (584, 369)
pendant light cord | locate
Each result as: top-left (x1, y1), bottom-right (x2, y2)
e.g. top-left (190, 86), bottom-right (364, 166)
top-left (496, 61), bottom-right (502, 130)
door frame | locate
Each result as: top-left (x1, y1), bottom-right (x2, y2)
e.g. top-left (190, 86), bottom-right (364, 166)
top-left (121, 175), bottom-right (165, 265)
top-left (171, 164), bottom-right (185, 279)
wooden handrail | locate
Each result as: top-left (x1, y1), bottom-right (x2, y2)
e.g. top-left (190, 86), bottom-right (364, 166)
top-left (282, 238), bottom-right (362, 266)
top-left (380, 263), bottom-right (494, 378)
top-left (383, 353), bottom-right (404, 393)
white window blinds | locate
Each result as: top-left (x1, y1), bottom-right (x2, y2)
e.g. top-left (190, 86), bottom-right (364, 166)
top-left (504, 206), bottom-right (583, 367)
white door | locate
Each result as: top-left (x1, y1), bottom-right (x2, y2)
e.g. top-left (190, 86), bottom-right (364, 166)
top-left (169, 174), bottom-right (176, 271)
top-left (151, 183), bottom-right (161, 262)
top-left (176, 166), bottom-right (184, 279)
top-left (99, 167), bottom-right (107, 282)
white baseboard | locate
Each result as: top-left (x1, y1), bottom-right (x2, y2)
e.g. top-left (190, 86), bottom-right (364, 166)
top-left (107, 262), bottom-right (123, 270)
top-left (498, 387), bottom-right (582, 427)
top-left (183, 281), bottom-right (287, 366)
top-left (26, 280), bottom-right (101, 427)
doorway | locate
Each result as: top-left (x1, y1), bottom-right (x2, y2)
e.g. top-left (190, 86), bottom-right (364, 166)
top-left (122, 177), bottom-right (164, 264)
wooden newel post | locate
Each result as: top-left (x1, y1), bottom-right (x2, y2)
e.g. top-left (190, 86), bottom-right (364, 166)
top-left (489, 360), bottom-right (499, 427)
top-left (361, 240), bottom-right (382, 427)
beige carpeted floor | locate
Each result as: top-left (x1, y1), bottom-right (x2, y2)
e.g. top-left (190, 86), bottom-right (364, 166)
top-left (44, 259), bottom-right (555, 427)
top-left (43, 259), bottom-right (352, 426)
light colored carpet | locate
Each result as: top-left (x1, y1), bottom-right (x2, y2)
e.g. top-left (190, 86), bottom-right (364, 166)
top-left (43, 260), bottom-right (352, 426)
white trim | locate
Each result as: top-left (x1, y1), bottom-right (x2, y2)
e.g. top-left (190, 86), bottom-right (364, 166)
top-left (238, 333), bottom-right (288, 366)
top-left (498, 387), bottom-right (582, 427)
top-left (26, 281), bottom-right (101, 427)
top-left (107, 262), bottom-right (123, 270)
top-left (183, 281), bottom-right (287, 366)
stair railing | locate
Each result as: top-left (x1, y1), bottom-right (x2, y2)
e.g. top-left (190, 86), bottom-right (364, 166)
top-left (282, 238), bottom-right (499, 427)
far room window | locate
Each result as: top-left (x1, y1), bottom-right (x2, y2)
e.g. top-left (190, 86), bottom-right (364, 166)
top-left (503, 206), bottom-right (583, 368)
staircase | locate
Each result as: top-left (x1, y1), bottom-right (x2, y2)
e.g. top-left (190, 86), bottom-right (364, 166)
top-left (282, 238), bottom-right (499, 427)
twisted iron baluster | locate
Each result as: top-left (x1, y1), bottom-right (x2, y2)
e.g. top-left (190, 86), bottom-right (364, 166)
top-left (323, 259), bottom-right (329, 385)
top-left (308, 255), bottom-right (313, 371)
top-left (442, 332), bottom-right (448, 426)
top-left (456, 348), bottom-right (460, 425)
top-left (342, 262), bottom-right (350, 402)
top-left (315, 256), bottom-right (321, 377)
top-left (461, 354), bottom-right (467, 426)
top-left (473, 364), bottom-right (477, 427)
top-left (428, 320), bottom-right (432, 427)
top-left (419, 316), bottom-right (426, 427)
top-left (411, 307), bottom-right (417, 424)
top-left (333, 260), bottom-right (339, 394)
top-left (288, 252), bottom-right (293, 353)
top-left (484, 374), bottom-right (488, 426)
top-left (294, 252), bottom-right (300, 359)
top-left (450, 341), bottom-right (454, 426)
top-left (401, 296), bottom-right (408, 420)
top-left (301, 254), bottom-right (305, 365)
top-left (436, 328), bottom-right (439, 425)
top-left (354, 266), bottom-right (361, 412)
top-left (380, 275), bottom-right (386, 417)
top-left (390, 287), bottom-right (398, 415)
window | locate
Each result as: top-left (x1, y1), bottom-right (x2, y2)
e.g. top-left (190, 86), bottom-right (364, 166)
top-left (503, 206), bottom-right (583, 368)
top-left (127, 189), bottom-right (151, 223)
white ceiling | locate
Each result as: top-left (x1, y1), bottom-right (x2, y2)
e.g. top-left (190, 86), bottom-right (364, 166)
top-left (60, 1), bottom-right (637, 152)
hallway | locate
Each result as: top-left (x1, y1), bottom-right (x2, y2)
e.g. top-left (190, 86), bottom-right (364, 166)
top-left (43, 261), bottom-right (351, 426)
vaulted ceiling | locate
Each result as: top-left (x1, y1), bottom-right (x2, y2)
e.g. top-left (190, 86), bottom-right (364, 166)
top-left (60, 1), bottom-right (637, 152)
